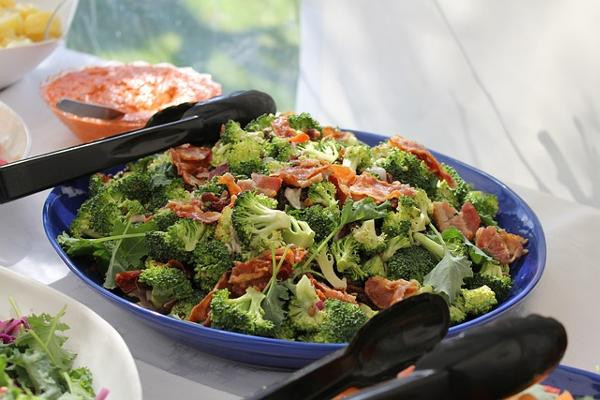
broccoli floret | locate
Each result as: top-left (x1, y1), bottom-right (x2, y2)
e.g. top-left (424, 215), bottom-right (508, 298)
top-left (210, 287), bottom-right (275, 337)
top-left (381, 236), bottom-right (412, 261)
top-left (331, 236), bottom-right (365, 281)
top-left (87, 189), bottom-right (144, 236)
top-left (211, 121), bottom-right (266, 176)
top-left (265, 136), bottom-right (295, 162)
top-left (460, 285), bottom-right (498, 316)
top-left (152, 208), bottom-right (180, 231)
top-left (167, 219), bottom-right (209, 252)
top-left (449, 301), bottom-right (467, 324)
top-left (220, 120), bottom-right (249, 144)
top-left (88, 173), bottom-right (108, 197)
top-left (309, 299), bottom-right (368, 343)
top-left (300, 139), bottom-right (339, 163)
top-left (288, 205), bottom-right (339, 242)
top-left (441, 164), bottom-right (472, 205)
top-left (245, 113), bottom-right (277, 132)
top-left (69, 199), bottom-right (99, 238)
top-left (215, 206), bottom-right (241, 254)
top-left (195, 177), bottom-right (227, 196)
top-left (386, 245), bottom-right (438, 283)
top-left (352, 219), bottom-right (387, 257)
top-left (441, 228), bottom-right (469, 258)
top-left (306, 181), bottom-right (338, 208)
top-left (169, 293), bottom-right (202, 320)
top-left (464, 190), bottom-right (499, 226)
top-left (288, 275), bottom-right (325, 333)
top-left (191, 239), bottom-right (233, 292)
top-left (288, 112), bottom-right (321, 132)
top-left (146, 179), bottom-right (190, 212)
top-left (382, 196), bottom-right (428, 240)
top-left (146, 151), bottom-right (175, 175)
top-left (138, 262), bottom-right (194, 309)
top-left (342, 144), bottom-right (372, 172)
top-left (464, 261), bottom-right (512, 302)
top-left (272, 317), bottom-right (297, 340)
top-left (114, 172), bottom-right (153, 204)
top-left (363, 255), bottom-right (385, 278)
top-left (232, 191), bottom-right (290, 252)
top-left (314, 248), bottom-right (347, 290)
top-left (380, 149), bottom-right (438, 197)
top-left (145, 231), bottom-right (186, 263)
top-left (282, 216), bottom-right (316, 249)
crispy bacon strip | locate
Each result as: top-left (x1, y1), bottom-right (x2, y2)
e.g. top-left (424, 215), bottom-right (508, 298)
top-left (271, 115), bottom-right (297, 138)
top-left (251, 173), bottom-right (283, 198)
top-left (322, 126), bottom-right (355, 143)
top-left (189, 272), bottom-right (231, 324)
top-left (217, 173), bottom-right (242, 196)
top-left (275, 159), bottom-right (330, 188)
top-left (308, 275), bottom-right (357, 304)
top-left (199, 191), bottom-right (230, 212)
top-left (115, 270), bottom-right (142, 294)
top-left (228, 247), bottom-right (307, 296)
top-left (475, 226), bottom-right (528, 264)
top-left (327, 164), bottom-right (356, 204)
top-left (348, 173), bottom-right (416, 203)
top-left (432, 201), bottom-right (481, 240)
top-left (167, 199), bottom-right (221, 223)
top-left (364, 276), bottom-right (420, 309)
top-left (389, 135), bottom-right (455, 187)
top-left (169, 144), bottom-right (212, 186)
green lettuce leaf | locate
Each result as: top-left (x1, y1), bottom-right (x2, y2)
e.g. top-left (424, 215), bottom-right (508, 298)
top-left (423, 251), bottom-right (473, 303)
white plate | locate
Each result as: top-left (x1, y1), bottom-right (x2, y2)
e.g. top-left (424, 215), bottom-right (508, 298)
top-left (0, 100), bottom-right (31, 162)
top-left (0, 266), bottom-right (142, 400)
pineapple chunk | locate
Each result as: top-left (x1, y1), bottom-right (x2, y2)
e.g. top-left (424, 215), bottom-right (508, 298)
top-left (24, 10), bottom-right (61, 41)
top-left (0, 10), bottom-right (22, 40)
top-left (0, 0), bottom-right (16, 9)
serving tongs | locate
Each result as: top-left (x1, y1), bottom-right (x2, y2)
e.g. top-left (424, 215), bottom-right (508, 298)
top-left (0, 90), bottom-right (276, 204)
top-left (250, 295), bottom-right (567, 400)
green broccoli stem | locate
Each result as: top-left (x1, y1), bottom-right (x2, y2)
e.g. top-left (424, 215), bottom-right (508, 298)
top-left (413, 232), bottom-right (444, 259)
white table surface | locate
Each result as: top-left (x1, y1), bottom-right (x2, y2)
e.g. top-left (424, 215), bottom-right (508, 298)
top-left (1, 46), bottom-right (599, 399)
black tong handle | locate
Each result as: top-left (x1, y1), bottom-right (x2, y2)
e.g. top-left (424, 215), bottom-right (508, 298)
top-left (0, 90), bottom-right (275, 203)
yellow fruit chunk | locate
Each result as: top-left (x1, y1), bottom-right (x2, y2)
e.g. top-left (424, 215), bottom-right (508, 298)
top-left (0, 0), bottom-right (16, 9)
top-left (0, 10), bottom-right (22, 40)
top-left (24, 10), bottom-right (61, 41)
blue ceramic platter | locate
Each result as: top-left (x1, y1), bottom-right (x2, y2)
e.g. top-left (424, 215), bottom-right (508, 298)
top-left (43, 130), bottom-right (546, 369)
top-left (544, 365), bottom-right (600, 398)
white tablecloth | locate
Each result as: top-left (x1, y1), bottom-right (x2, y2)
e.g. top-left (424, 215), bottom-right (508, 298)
top-left (0, 46), bottom-right (598, 399)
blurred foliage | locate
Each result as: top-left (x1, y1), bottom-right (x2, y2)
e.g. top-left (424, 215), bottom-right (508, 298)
top-left (66, 0), bottom-right (299, 110)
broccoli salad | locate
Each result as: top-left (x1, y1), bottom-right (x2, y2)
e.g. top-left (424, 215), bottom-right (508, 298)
top-left (58, 112), bottom-right (528, 343)
top-left (0, 303), bottom-right (105, 400)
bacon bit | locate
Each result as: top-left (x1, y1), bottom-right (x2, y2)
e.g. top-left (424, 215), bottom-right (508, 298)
top-left (228, 247), bottom-right (307, 296)
top-left (115, 270), bottom-right (142, 294)
top-left (98, 173), bottom-right (111, 183)
top-left (275, 159), bottom-right (330, 188)
top-left (475, 226), bottom-right (528, 264)
top-left (389, 135), bottom-right (455, 187)
top-left (308, 275), bottom-right (357, 304)
top-left (328, 164), bottom-right (356, 204)
top-left (237, 179), bottom-right (255, 192)
top-left (322, 126), bottom-right (355, 142)
top-left (306, 128), bottom-right (321, 141)
top-left (199, 191), bottom-right (230, 212)
top-left (167, 199), bottom-right (221, 223)
top-left (170, 144), bottom-right (212, 186)
top-left (217, 173), bottom-right (242, 196)
top-left (432, 201), bottom-right (481, 240)
top-left (364, 276), bottom-right (420, 309)
top-left (288, 132), bottom-right (310, 143)
top-left (251, 173), bottom-right (283, 198)
top-left (271, 114), bottom-right (297, 138)
top-left (189, 272), bottom-right (231, 324)
top-left (348, 173), bottom-right (416, 203)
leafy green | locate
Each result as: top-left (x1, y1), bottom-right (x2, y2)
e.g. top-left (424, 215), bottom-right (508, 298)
top-left (262, 249), bottom-right (291, 325)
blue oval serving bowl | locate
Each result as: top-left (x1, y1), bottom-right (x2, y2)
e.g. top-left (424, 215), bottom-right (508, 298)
top-left (43, 130), bottom-right (546, 369)
top-left (544, 365), bottom-right (600, 398)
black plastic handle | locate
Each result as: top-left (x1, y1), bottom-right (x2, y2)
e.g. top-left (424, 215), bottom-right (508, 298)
top-left (0, 90), bottom-right (276, 203)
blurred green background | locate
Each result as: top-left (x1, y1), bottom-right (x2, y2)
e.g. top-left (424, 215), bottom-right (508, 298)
top-left (66, 0), bottom-right (300, 110)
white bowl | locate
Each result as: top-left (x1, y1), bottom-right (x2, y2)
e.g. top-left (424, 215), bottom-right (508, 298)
top-left (0, 266), bottom-right (143, 400)
top-left (0, 99), bottom-right (31, 162)
top-left (0, 0), bottom-right (78, 89)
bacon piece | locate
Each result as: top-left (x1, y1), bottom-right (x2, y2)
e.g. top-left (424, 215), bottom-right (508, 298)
top-left (348, 173), bottom-right (416, 203)
top-left (115, 270), bottom-right (142, 294)
top-left (271, 115), bottom-right (297, 138)
top-left (275, 159), bottom-right (330, 188)
top-left (237, 179), bottom-right (255, 192)
top-left (228, 247), bottom-right (306, 296)
top-left (169, 144), bottom-right (212, 186)
top-left (199, 191), bottom-right (230, 212)
top-left (189, 272), bottom-right (231, 324)
top-left (167, 199), bottom-right (221, 223)
top-left (217, 173), bottom-right (242, 196)
top-left (322, 126), bottom-right (355, 143)
top-left (475, 226), bottom-right (528, 264)
top-left (251, 173), bottom-right (283, 198)
top-left (365, 276), bottom-right (420, 309)
top-left (389, 135), bottom-right (455, 187)
top-left (327, 164), bottom-right (356, 204)
top-left (308, 275), bottom-right (357, 304)
top-left (208, 163), bottom-right (229, 178)
top-left (432, 201), bottom-right (481, 240)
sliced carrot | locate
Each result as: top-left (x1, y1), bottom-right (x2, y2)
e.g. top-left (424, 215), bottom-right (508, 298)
top-left (217, 173), bottom-right (242, 196)
top-left (288, 132), bottom-right (310, 143)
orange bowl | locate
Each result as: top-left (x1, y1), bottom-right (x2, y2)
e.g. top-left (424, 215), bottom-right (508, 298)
top-left (41, 62), bottom-right (222, 142)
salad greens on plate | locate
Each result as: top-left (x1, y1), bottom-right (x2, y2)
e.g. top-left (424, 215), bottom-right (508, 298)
top-left (0, 301), bottom-right (104, 400)
top-left (57, 112), bottom-right (528, 343)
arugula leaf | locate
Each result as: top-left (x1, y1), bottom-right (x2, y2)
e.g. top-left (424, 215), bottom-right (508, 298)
top-left (424, 251), bottom-right (473, 303)
top-left (10, 349), bottom-right (63, 398)
top-left (340, 198), bottom-right (390, 225)
top-left (57, 233), bottom-right (111, 269)
top-left (103, 220), bottom-right (157, 289)
top-left (15, 307), bottom-right (75, 372)
top-left (262, 249), bottom-right (291, 325)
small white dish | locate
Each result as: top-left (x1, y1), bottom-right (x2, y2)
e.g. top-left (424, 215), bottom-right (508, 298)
top-left (0, 100), bottom-right (31, 162)
top-left (0, 0), bottom-right (79, 88)
top-left (0, 266), bottom-right (143, 400)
